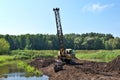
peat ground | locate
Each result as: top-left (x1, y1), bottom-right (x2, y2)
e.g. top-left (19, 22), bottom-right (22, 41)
top-left (29, 56), bottom-right (120, 80)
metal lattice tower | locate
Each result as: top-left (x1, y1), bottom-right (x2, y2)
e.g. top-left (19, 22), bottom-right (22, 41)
top-left (53, 8), bottom-right (64, 50)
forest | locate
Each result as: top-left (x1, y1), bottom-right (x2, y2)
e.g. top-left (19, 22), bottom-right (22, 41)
top-left (0, 32), bottom-right (120, 51)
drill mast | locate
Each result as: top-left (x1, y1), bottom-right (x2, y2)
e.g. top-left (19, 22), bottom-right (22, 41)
top-left (53, 8), bottom-right (64, 50)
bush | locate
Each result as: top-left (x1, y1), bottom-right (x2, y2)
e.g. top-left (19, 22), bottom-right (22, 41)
top-left (12, 50), bottom-right (57, 59)
top-left (17, 61), bottom-right (43, 76)
top-left (0, 55), bottom-right (14, 63)
top-left (0, 38), bottom-right (10, 54)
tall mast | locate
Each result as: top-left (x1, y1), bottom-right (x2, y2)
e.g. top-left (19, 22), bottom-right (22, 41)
top-left (53, 8), bottom-right (64, 50)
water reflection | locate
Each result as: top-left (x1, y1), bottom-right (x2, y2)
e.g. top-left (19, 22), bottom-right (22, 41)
top-left (0, 74), bottom-right (48, 80)
top-left (0, 73), bottom-right (48, 80)
top-left (0, 61), bottom-right (49, 80)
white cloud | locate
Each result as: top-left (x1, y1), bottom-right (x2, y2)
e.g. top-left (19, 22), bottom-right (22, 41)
top-left (82, 3), bottom-right (114, 12)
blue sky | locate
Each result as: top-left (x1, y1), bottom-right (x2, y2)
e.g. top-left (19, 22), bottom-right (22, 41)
top-left (0, 0), bottom-right (120, 37)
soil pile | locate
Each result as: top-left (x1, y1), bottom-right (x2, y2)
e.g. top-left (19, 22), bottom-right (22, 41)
top-left (29, 58), bottom-right (120, 80)
top-left (29, 58), bottom-right (55, 69)
top-left (105, 55), bottom-right (120, 72)
top-left (74, 61), bottom-right (106, 74)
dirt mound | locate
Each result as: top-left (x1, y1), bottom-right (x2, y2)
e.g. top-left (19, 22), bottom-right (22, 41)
top-left (105, 55), bottom-right (120, 72)
top-left (29, 58), bottom-right (120, 80)
top-left (29, 58), bottom-right (55, 69)
top-left (74, 61), bottom-right (106, 74)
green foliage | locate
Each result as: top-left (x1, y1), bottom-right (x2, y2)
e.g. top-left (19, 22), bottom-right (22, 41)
top-left (11, 50), bottom-right (120, 62)
top-left (76, 50), bottom-right (120, 62)
top-left (105, 38), bottom-right (120, 50)
top-left (12, 50), bottom-right (57, 59)
top-left (17, 61), bottom-right (42, 76)
top-left (0, 33), bottom-right (119, 50)
top-left (0, 55), bottom-right (14, 63)
top-left (0, 38), bottom-right (10, 54)
top-left (0, 61), bottom-right (13, 67)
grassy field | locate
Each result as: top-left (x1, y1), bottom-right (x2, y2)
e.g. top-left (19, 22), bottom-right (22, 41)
top-left (0, 50), bottom-right (120, 63)
top-left (0, 55), bottom-right (14, 63)
top-left (12, 50), bottom-right (120, 62)
top-left (0, 50), bottom-right (57, 64)
top-left (76, 50), bottom-right (120, 62)
top-left (11, 50), bottom-right (57, 59)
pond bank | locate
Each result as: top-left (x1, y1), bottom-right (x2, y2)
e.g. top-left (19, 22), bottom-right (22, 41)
top-left (0, 60), bottom-right (49, 80)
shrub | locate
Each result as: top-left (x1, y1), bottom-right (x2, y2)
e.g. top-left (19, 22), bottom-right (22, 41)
top-left (17, 61), bottom-right (43, 76)
top-left (0, 38), bottom-right (10, 54)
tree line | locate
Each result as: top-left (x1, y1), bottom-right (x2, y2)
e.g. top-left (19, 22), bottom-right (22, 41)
top-left (0, 32), bottom-right (120, 51)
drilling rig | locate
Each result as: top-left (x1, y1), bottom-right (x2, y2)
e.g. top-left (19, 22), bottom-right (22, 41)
top-left (53, 8), bottom-right (76, 72)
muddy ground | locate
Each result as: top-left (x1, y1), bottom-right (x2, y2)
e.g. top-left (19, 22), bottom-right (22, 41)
top-left (29, 56), bottom-right (120, 80)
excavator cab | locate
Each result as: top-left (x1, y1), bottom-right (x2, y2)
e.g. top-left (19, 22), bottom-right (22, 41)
top-left (65, 49), bottom-right (75, 57)
top-left (57, 48), bottom-right (75, 64)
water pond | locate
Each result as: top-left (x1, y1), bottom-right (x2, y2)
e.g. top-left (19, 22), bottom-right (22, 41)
top-left (0, 61), bottom-right (49, 80)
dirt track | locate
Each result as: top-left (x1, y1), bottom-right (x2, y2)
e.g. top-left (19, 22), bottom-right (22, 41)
top-left (29, 56), bottom-right (120, 80)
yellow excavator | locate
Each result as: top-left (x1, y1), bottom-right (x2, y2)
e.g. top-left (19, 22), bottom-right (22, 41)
top-left (53, 8), bottom-right (76, 72)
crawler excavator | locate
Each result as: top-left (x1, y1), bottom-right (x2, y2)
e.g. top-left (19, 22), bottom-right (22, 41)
top-left (53, 8), bottom-right (76, 72)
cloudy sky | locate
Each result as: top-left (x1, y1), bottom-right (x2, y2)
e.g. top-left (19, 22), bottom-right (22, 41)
top-left (0, 0), bottom-right (120, 37)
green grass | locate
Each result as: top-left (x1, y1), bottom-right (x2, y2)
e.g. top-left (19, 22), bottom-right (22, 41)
top-left (0, 55), bottom-right (14, 63)
top-left (17, 61), bottom-right (43, 76)
top-left (76, 50), bottom-right (120, 62)
top-left (1, 50), bottom-right (120, 63)
top-left (12, 50), bottom-right (57, 59)
top-left (0, 61), bottom-right (15, 66)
